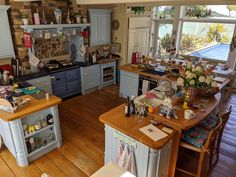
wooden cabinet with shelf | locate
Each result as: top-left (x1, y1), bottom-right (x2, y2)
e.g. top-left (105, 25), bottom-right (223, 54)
top-left (100, 61), bottom-right (116, 88)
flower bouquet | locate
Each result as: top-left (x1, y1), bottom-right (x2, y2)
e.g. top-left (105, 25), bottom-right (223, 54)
top-left (177, 61), bottom-right (219, 100)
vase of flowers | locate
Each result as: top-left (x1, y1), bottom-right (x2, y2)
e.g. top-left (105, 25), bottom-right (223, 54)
top-left (177, 61), bottom-right (219, 100)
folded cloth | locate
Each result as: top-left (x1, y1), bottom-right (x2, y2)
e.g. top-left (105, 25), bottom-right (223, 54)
top-left (130, 148), bottom-right (137, 176)
top-left (142, 80), bottom-right (149, 94)
top-left (115, 143), bottom-right (124, 163)
top-left (118, 145), bottom-right (129, 168)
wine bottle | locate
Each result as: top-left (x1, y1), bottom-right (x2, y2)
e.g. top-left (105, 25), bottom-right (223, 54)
top-left (130, 95), bottom-right (135, 114)
top-left (125, 96), bottom-right (130, 117)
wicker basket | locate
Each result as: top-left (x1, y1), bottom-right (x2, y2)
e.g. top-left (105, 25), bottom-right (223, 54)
top-left (197, 87), bottom-right (219, 97)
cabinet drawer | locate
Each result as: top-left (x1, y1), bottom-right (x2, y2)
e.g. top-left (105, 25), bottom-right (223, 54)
top-left (51, 72), bottom-right (66, 87)
top-left (66, 68), bottom-right (80, 82)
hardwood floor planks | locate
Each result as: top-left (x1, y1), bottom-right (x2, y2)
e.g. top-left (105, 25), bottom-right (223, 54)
top-left (47, 150), bottom-right (88, 177)
top-left (0, 85), bottom-right (235, 177)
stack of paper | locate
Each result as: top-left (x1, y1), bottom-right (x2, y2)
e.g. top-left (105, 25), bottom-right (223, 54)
top-left (139, 124), bottom-right (168, 141)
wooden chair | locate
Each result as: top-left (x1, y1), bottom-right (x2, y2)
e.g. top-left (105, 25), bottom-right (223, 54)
top-left (208, 106), bottom-right (232, 170)
top-left (177, 117), bottom-right (222, 177)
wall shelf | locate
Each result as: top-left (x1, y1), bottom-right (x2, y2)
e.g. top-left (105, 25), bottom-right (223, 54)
top-left (20, 23), bottom-right (90, 32)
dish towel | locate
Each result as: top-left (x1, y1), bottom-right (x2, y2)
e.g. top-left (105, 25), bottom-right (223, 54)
top-left (130, 149), bottom-right (137, 176)
top-left (118, 145), bottom-right (129, 169)
top-left (142, 80), bottom-right (150, 94)
top-left (115, 143), bottom-right (124, 163)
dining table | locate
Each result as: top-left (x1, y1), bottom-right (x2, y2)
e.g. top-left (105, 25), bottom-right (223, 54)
top-left (149, 93), bottom-right (221, 177)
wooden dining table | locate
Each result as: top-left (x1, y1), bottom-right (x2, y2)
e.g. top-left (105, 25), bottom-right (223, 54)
top-left (149, 93), bottom-right (221, 177)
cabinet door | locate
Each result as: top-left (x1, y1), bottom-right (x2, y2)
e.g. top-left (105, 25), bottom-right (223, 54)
top-left (66, 68), bottom-right (81, 94)
top-left (83, 65), bottom-right (100, 90)
top-left (0, 10), bottom-right (14, 58)
top-left (127, 29), bottom-right (138, 64)
top-left (51, 72), bottom-right (66, 88)
top-left (119, 71), bottom-right (139, 98)
top-left (90, 14), bottom-right (100, 47)
top-left (52, 85), bottom-right (67, 98)
top-left (99, 14), bottom-right (111, 45)
top-left (137, 28), bottom-right (149, 57)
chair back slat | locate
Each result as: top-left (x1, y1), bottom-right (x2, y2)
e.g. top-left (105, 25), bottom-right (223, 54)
top-left (203, 117), bottom-right (222, 150)
top-left (220, 106), bottom-right (232, 126)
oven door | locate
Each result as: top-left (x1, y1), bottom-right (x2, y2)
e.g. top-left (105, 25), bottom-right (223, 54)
top-left (138, 75), bottom-right (158, 96)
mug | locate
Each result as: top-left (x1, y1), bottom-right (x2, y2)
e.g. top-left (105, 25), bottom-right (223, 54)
top-left (184, 109), bottom-right (196, 120)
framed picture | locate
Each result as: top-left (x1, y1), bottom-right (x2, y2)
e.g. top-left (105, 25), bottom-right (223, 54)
top-left (111, 42), bottom-right (121, 54)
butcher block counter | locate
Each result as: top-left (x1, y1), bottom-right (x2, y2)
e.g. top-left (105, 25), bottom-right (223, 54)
top-left (0, 95), bottom-right (62, 167)
top-left (0, 95), bottom-right (61, 122)
top-left (99, 104), bottom-right (176, 177)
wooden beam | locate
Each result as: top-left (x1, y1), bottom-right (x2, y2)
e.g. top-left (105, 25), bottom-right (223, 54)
top-left (76, 0), bottom-right (236, 5)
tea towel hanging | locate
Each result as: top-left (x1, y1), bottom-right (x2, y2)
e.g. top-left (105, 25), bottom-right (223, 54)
top-left (125, 148), bottom-right (137, 176)
top-left (118, 145), bottom-right (129, 168)
top-left (116, 143), bottom-right (124, 163)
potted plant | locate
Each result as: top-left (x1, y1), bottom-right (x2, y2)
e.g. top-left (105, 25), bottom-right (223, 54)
top-left (176, 59), bottom-right (219, 101)
top-left (21, 12), bottom-right (29, 25)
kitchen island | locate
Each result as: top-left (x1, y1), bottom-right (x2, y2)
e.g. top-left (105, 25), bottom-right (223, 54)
top-left (0, 95), bottom-right (62, 167)
top-left (99, 104), bottom-right (176, 177)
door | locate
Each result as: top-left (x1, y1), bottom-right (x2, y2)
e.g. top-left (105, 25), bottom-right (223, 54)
top-left (0, 10), bottom-right (15, 58)
top-left (99, 14), bottom-right (111, 45)
top-left (137, 28), bottom-right (149, 57)
top-left (127, 29), bottom-right (138, 64)
top-left (90, 14), bottom-right (100, 46)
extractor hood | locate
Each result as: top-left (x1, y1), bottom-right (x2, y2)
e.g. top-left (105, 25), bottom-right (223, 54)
top-left (76, 0), bottom-right (236, 5)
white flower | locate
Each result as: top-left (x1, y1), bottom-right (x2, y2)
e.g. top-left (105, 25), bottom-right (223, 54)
top-left (186, 71), bottom-right (195, 79)
top-left (187, 62), bottom-right (193, 68)
top-left (189, 80), bottom-right (195, 86)
top-left (196, 66), bottom-right (202, 71)
top-left (205, 76), bottom-right (213, 85)
top-left (211, 81), bottom-right (218, 88)
top-left (177, 77), bottom-right (184, 87)
top-left (199, 76), bottom-right (206, 83)
top-left (192, 67), bottom-right (196, 72)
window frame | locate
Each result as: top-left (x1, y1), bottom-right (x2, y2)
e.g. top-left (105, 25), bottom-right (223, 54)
top-left (152, 5), bottom-right (236, 64)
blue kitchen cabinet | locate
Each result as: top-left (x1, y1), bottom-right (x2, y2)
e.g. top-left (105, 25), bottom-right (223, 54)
top-left (119, 70), bottom-right (139, 98)
top-left (51, 67), bottom-right (81, 98)
top-left (89, 9), bottom-right (111, 47)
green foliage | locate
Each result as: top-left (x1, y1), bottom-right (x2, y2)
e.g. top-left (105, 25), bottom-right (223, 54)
top-left (157, 6), bottom-right (175, 18)
top-left (207, 24), bottom-right (230, 43)
top-left (181, 34), bottom-right (196, 53)
top-left (160, 33), bottom-right (171, 51)
top-left (185, 5), bottom-right (211, 18)
top-left (131, 7), bottom-right (145, 14)
top-left (226, 5), bottom-right (236, 16)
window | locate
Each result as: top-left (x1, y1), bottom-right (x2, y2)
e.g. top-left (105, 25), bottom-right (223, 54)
top-left (156, 23), bottom-right (173, 55)
top-left (152, 5), bottom-right (236, 62)
top-left (180, 22), bottom-right (235, 61)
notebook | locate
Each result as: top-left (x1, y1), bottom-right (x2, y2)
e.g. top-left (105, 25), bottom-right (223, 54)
top-left (139, 124), bottom-right (168, 141)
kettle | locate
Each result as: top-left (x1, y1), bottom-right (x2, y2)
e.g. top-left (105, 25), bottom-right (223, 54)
top-left (1, 70), bottom-right (9, 85)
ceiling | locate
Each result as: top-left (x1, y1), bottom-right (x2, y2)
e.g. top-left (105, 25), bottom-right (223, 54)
top-left (76, 0), bottom-right (236, 6)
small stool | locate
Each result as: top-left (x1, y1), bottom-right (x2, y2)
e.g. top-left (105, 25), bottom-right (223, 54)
top-left (91, 161), bottom-right (135, 177)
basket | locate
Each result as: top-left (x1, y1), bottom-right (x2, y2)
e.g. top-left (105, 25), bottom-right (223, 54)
top-left (197, 87), bottom-right (219, 97)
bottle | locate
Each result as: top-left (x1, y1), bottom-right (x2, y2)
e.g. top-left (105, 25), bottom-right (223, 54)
top-left (130, 96), bottom-right (135, 115)
top-left (125, 96), bottom-right (130, 117)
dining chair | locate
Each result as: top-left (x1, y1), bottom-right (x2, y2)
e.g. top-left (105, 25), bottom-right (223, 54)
top-left (177, 117), bottom-right (222, 177)
top-left (208, 106), bottom-right (232, 170)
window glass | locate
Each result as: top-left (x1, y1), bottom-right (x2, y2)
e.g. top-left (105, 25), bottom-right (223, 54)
top-left (154, 6), bottom-right (175, 19)
top-left (180, 22), bottom-right (235, 61)
top-left (184, 5), bottom-right (236, 19)
top-left (156, 23), bottom-right (173, 55)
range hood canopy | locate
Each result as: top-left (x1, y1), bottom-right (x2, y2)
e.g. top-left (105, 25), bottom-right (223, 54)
top-left (76, 0), bottom-right (236, 5)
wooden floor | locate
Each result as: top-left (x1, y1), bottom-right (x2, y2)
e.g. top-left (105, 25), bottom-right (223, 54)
top-left (0, 84), bottom-right (235, 177)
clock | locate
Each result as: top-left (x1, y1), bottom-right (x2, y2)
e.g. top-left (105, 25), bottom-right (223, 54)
top-left (112, 20), bottom-right (120, 30)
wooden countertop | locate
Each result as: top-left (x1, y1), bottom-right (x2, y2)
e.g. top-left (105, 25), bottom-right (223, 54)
top-left (99, 104), bottom-right (176, 149)
top-left (119, 65), bottom-right (231, 90)
top-left (0, 95), bottom-right (62, 122)
top-left (150, 93), bottom-right (221, 130)
top-left (119, 65), bottom-right (179, 83)
top-left (96, 57), bottom-right (119, 64)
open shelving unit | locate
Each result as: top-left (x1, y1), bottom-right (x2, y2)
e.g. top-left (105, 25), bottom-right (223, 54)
top-left (100, 61), bottom-right (116, 88)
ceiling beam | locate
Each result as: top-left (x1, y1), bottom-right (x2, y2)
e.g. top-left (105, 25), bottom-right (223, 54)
top-left (76, 0), bottom-right (236, 5)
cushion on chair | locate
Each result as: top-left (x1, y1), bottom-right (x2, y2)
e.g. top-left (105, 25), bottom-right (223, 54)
top-left (199, 115), bottom-right (218, 130)
top-left (181, 126), bottom-right (209, 148)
